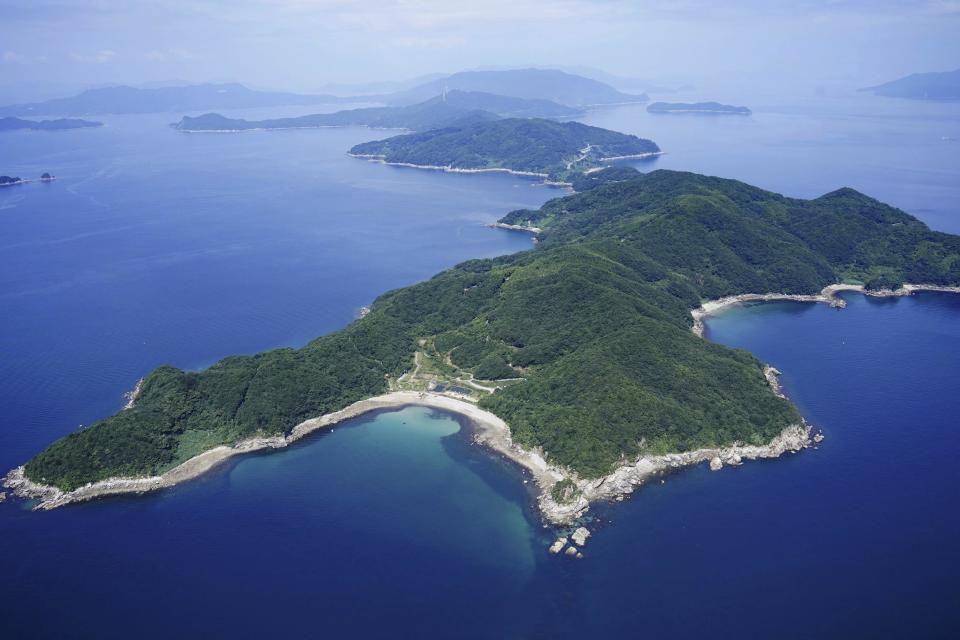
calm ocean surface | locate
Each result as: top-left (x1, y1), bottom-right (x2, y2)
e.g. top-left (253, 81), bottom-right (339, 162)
top-left (1, 96), bottom-right (958, 638)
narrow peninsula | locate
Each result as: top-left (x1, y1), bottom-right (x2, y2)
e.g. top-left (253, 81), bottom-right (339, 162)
top-left (7, 169), bottom-right (960, 523)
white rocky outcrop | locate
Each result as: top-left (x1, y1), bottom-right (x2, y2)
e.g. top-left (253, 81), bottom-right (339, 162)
top-left (709, 456), bottom-right (723, 471)
top-left (549, 537), bottom-right (568, 554)
top-left (571, 527), bottom-right (591, 547)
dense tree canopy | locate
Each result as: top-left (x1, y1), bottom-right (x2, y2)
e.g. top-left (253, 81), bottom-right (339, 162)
top-left (25, 170), bottom-right (960, 489)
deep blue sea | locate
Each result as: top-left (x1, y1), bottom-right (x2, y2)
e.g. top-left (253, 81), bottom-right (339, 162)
top-left (1, 96), bottom-right (958, 639)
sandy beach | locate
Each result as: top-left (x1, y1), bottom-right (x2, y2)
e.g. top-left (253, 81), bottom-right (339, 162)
top-left (2, 387), bottom-right (814, 525)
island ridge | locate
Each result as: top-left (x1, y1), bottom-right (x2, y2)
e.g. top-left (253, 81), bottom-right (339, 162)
top-left (9, 169), bottom-right (960, 521)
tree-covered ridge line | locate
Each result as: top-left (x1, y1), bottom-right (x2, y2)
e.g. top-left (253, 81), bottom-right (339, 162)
top-left (173, 91), bottom-right (581, 133)
top-left (23, 170), bottom-right (960, 491)
top-left (348, 119), bottom-right (660, 181)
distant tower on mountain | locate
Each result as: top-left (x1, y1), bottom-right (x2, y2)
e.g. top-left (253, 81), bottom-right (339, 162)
top-left (442, 84), bottom-right (448, 102)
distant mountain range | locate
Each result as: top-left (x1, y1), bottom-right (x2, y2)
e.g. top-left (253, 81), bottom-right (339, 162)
top-left (174, 91), bottom-right (581, 133)
top-left (0, 70), bottom-right (648, 119)
top-left (0, 116), bottom-right (103, 131)
top-left (385, 69), bottom-right (647, 107)
top-left (349, 118), bottom-right (660, 180)
top-left (860, 69), bottom-right (960, 100)
top-left (0, 83), bottom-right (354, 117)
top-left (316, 73), bottom-right (448, 97)
top-left (647, 102), bottom-right (751, 115)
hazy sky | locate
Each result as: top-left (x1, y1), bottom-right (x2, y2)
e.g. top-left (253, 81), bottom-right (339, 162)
top-left (1, 0), bottom-right (958, 95)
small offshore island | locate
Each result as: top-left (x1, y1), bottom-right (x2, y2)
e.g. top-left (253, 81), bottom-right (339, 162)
top-left (647, 101), bottom-right (751, 115)
top-left (349, 118), bottom-right (661, 183)
top-left (7, 167), bottom-right (960, 527)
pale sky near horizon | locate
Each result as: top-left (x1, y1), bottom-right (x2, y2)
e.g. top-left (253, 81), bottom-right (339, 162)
top-left (1, 0), bottom-right (958, 97)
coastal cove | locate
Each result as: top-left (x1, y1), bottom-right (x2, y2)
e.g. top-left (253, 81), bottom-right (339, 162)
top-left (9, 283), bottom-right (957, 526)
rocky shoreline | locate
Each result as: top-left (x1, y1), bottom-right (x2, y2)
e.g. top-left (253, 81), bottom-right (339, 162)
top-left (1, 386), bottom-right (816, 527)
top-left (2, 392), bottom-right (564, 517)
top-left (690, 283), bottom-right (960, 337)
top-left (14, 281), bottom-right (953, 523)
top-left (348, 153), bottom-right (552, 178)
top-left (486, 222), bottom-right (542, 234)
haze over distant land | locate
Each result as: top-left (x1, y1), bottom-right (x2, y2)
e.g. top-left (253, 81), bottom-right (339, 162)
top-left (861, 69), bottom-right (960, 100)
top-left (2, 2), bottom-right (957, 100)
top-left (647, 102), bottom-right (751, 115)
top-left (174, 91), bottom-right (581, 133)
top-left (0, 116), bottom-right (103, 131)
top-left (385, 69), bottom-right (647, 107)
top-left (0, 83), bottom-right (352, 117)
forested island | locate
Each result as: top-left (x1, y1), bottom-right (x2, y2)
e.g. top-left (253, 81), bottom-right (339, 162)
top-left (0, 175), bottom-right (25, 186)
top-left (349, 118), bottom-right (661, 181)
top-left (861, 69), bottom-right (960, 100)
top-left (174, 91), bottom-right (580, 133)
top-left (0, 117), bottom-right (103, 131)
top-left (10, 169), bottom-right (960, 519)
top-left (647, 101), bottom-right (751, 115)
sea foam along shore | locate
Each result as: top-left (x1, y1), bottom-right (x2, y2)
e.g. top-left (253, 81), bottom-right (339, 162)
top-left (348, 153), bottom-right (552, 179)
top-left (2, 383), bottom-right (814, 526)
top-left (486, 222), bottom-right (543, 234)
top-left (690, 283), bottom-right (960, 337)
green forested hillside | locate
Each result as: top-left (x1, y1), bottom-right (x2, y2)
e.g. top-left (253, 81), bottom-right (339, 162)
top-left (349, 118), bottom-right (660, 179)
top-left (24, 170), bottom-right (960, 489)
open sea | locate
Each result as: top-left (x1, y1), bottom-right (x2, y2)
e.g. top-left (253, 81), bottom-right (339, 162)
top-left (1, 95), bottom-right (958, 638)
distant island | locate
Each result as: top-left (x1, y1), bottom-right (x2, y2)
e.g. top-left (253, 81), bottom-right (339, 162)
top-left (0, 116), bottom-right (103, 131)
top-left (349, 118), bottom-right (661, 182)
top-left (860, 69), bottom-right (960, 100)
top-left (0, 82), bottom-right (355, 117)
top-left (7, 169), bottom-right (959, 524)
top-left (385, 68), bottom-right (648, 107)
top-left (173, 91), bottom-right (580, 133)
top-left (0, 172), bottom-right (57, 186)
top-left (647, 101), bottom-right (751, 115)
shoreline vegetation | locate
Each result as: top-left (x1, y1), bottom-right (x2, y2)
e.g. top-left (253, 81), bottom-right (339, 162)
top-left (8, 284), bottom-right (956, 523)
top-left (9, 169), bottom-right (960, 530)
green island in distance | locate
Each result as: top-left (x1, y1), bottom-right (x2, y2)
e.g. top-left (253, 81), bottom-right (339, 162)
top-left (646, 101), bottom-right (751, 115)
top-left (19, 166), bottom-right (960, 506)
top-left (0, 116), bottom-right (103, 131)
top-left (349, 118), bottom-right (661, 181)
